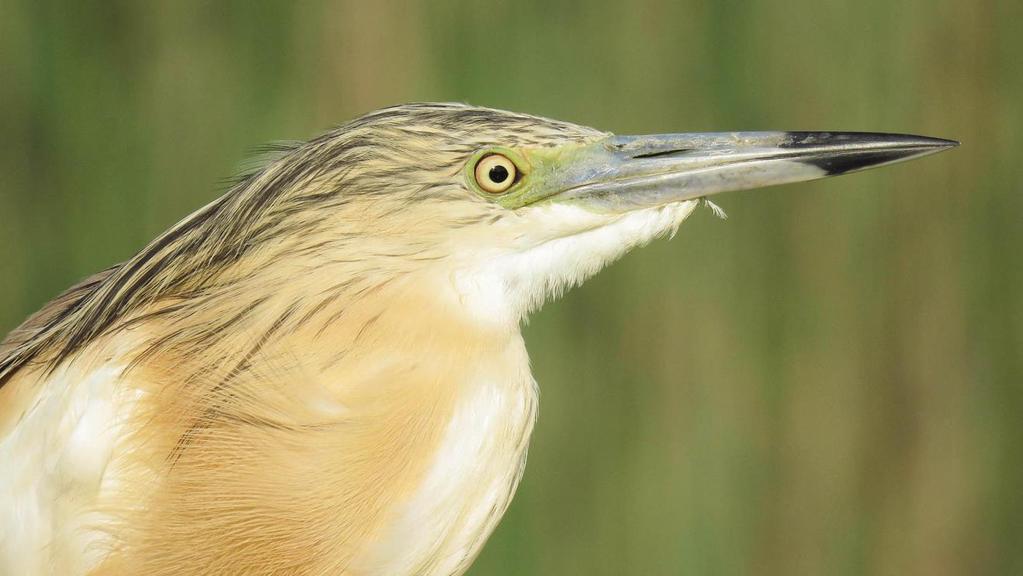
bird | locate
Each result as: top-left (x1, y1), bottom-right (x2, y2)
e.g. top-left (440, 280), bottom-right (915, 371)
top-left (0, 103), bottom-right (956, 576)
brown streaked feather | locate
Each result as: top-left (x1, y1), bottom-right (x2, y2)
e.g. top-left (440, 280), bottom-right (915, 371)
top-left (0, 103), bottom-right (599, 392)
top-left (0, 102), bottom-right (598, 575)
top-left (0, 265), bottom-right (120, 378)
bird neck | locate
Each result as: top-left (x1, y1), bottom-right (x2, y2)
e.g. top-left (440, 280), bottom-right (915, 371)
top-left (82, 268), bottom-right (537, 575)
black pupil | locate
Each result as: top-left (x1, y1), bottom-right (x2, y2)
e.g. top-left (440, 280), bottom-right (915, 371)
top-left (488, 164), bottom-right (510, 183)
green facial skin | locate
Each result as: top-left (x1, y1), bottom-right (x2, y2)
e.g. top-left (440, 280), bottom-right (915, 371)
top-left (464, 141), bottom-right (599, 210)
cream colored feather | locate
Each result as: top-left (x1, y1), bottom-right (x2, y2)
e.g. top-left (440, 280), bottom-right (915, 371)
top-left (0, 104), bottom-right (697, 575)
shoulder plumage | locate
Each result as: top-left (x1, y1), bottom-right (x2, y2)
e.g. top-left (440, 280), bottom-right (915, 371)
top-left (0, 265), bottom-right (120, 387)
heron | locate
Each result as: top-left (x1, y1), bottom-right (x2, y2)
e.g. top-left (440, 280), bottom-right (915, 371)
top-left (0, 103), bottom-right (955, 575)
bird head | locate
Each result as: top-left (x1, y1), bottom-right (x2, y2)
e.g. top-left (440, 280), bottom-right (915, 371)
top-left (238, 103), bottom-right (953, 325)
top-left (4, 103), bottom-right (956, 379)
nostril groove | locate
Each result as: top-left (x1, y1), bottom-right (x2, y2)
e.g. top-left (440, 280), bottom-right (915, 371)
top-left (632, 148), bottom-right (693, 159)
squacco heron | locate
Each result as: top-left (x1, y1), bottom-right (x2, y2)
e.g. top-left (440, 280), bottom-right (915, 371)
top-left (0, 103), bottom-right (955, 575)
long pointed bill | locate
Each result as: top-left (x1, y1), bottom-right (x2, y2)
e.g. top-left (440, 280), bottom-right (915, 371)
top-left (550, 132), bottom-right (957, 212)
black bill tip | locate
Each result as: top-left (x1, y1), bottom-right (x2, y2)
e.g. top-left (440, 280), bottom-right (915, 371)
top-left (780, 132), bottom-right (959, 176)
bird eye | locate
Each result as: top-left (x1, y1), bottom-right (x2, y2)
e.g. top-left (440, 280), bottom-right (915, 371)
top-left (474, 154), bottom-right (518, 194)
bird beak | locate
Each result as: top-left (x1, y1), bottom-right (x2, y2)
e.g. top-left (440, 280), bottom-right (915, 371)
top-left (546, 132), bottom-right (958, 211)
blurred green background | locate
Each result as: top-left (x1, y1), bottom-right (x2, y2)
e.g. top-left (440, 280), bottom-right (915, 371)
top-left (1, 1), bottom-right (1019, 574)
